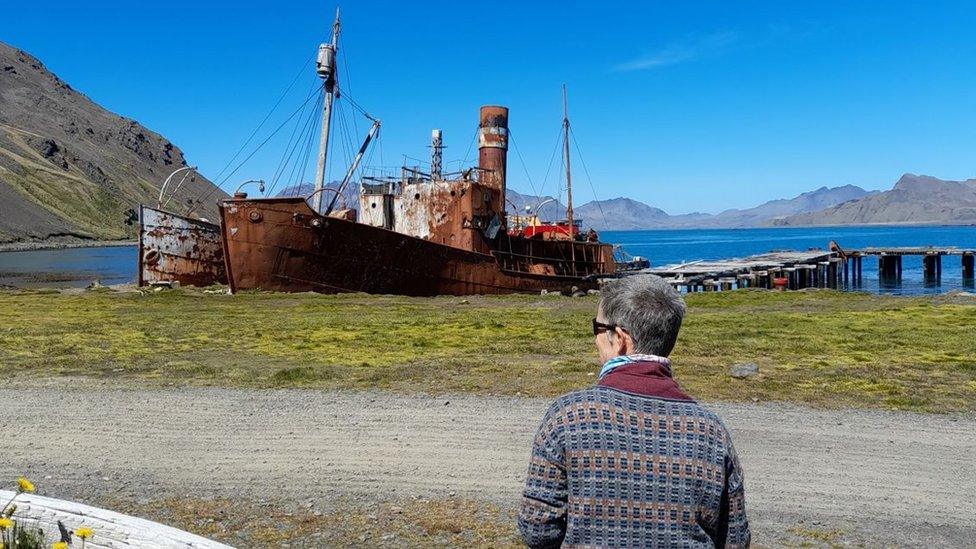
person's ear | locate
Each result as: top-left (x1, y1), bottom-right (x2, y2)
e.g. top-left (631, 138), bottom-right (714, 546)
top-left (614, 327), bottom-right (629, 353)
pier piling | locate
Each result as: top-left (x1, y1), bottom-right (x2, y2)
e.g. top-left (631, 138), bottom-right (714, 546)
top-left (964, 252), bottom-right (975, 280)
top-left (828, 258), bottom-right (843, 289)
top-left (852, 254), bottom-right (863, 287)
top-left (879, 254), bottom-right (902, 285)
top-left (923, 253), bottom-right (942, 285)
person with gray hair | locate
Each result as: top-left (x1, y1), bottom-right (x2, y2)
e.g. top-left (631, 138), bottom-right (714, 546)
top-left (518, 275), bottom-right (751, 548)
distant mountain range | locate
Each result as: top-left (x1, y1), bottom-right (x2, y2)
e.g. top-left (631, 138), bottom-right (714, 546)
top-left (507, 184), bottom-right (878, 230)
top-left (773, 174), bottom-right (976, 226)
top-left (0, 42), bottom-right (225, 243)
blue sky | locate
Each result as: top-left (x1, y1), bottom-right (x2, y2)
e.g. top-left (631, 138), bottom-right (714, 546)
top-left (4, 1), bottom-right (976, 214)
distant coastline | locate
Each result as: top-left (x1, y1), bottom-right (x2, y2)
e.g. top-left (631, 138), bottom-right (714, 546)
top-left (601, 221), bottom-right (976, 233)
top-left (0, 238), bottom-right (135, 253)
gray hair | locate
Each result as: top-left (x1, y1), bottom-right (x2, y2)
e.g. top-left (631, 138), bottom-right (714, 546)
top-left (599, 275), bottom-right (686, 356)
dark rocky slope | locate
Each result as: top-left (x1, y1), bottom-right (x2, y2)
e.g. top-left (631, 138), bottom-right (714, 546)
top-left (0, 42), bottom-right (225, 243)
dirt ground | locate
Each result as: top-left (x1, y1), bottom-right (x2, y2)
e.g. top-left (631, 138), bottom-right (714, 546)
top-left (2, 380), bottom-right (974, 547)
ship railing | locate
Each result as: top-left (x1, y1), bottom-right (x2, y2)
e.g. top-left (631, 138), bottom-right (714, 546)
top-left (492, 249), bottom-right (610, 277)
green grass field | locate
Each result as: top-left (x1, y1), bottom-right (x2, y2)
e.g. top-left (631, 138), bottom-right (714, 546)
top-left (1, 288), bottom-right (974, 412)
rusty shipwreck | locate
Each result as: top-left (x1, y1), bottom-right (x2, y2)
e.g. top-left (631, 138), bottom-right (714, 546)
top-left (218, 14), bottom-right (615, 295)
top-left (140, 11), bottom-right (616, 295)
top-left (219, 103), bottom-right (616, 295)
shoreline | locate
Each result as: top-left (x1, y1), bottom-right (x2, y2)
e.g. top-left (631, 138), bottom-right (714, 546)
top-left (0, 239), bottom-right (136, 253)
top-left (600, 221), bottom-right (976, 232)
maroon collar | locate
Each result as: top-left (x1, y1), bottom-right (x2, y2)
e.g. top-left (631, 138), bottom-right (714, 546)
top-left (597, 361), bottom-right (694, 402)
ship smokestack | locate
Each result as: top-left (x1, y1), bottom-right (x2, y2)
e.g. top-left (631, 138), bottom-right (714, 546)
top-left (478, 105), bottom-right (509, 218)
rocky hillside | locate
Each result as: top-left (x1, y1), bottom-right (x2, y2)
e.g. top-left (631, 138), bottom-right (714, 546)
top-left (774, 174), bottom-right (976, 226)
top-left (0, 42), bottom-right (225, 243)
top-left (704, 184), bottom-right (874, 227)
top-left (574, 197), bottom-right (710, 230)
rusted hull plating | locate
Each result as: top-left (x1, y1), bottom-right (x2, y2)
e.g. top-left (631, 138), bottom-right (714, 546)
top-left (138, 205), bottom-right (227, 287)
top-left (219, 197), bottom-right (614, 296)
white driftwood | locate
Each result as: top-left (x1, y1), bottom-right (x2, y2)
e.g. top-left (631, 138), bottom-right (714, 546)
top-left (0, 490), bottom-right (234, 548)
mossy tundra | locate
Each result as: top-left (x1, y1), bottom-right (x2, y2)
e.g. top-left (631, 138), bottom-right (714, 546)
top-left (1, 288), bottom-right (974, 412)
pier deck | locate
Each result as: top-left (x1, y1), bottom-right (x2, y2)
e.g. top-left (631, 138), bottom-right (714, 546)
top-left (638, 244), bottom-right (976, 292)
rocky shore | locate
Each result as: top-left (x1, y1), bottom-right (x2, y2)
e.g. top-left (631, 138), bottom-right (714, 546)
top-left (0, 237), bottom-right (135, 253)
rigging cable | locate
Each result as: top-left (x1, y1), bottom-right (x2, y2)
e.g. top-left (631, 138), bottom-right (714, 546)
top-left (508, 131), bottom-right (540, 199)
top-left (461, 126), bottom-right (477, 165)
top-left (537, 126), bottom-right (564, 209)
top-left (570, 127), bottom-right (609, 231)
top-left (334, 97), bottom-right (353, 177)
top-left (210, 55), bottom-right (315, 187)
top-left (281, 90), bottom-right (323, 195)
top-left (339, 90), bottom-right (378, 121)
top-left (296, 99), bottom-right (320, 194)
top-left (268, 82), bottom-right (322, 195)
top-left (187, 84), bottom-right (323, 212)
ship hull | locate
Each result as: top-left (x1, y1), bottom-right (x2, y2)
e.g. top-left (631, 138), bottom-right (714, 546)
top-left (219, 197), bottom-right (613, 296)
top-left (138, 205), bottom-right (227, 287)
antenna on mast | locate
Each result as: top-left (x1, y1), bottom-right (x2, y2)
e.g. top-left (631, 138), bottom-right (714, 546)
top-left (311, 9), bottom-right (341, 213)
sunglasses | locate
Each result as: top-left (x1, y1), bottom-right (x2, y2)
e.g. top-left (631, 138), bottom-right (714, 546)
top-left (592, 318), bottom-right (619, 336)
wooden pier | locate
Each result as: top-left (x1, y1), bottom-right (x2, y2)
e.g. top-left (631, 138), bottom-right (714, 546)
top-left (643, 244), bottom-right (976, 292)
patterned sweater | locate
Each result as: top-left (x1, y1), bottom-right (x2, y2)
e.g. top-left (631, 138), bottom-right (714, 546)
top-left (518, 360), bottom-right (750, 548)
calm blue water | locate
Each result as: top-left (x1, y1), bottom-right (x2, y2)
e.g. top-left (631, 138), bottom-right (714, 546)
top-left (0, 246), bottom-right (136, 288)
top-left (1, 225), bottom-right (974, 293)
top-left (604, 225), bottom-right (976, 295)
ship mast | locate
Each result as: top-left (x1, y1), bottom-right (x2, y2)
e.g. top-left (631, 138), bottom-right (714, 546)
top-left (562, 85), bottom-right (574, 238)
top-left (562, 85), bottom-right (577, 270)
top-left (312, 9), bottom-right (341, 214)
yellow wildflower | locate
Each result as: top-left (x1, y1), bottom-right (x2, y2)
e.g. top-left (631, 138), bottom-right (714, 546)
top-left (52, 543), bottom-right (69, 549)
top-left (0, 517), bottom-right (12, 529)
top-left (75, 526), bottom-right (94, 539)
top-left (16, 477), bottom-right (35, 493)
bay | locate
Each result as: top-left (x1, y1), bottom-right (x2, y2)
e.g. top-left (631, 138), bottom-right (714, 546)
top-left (0, 246), bottom-right (136, 289)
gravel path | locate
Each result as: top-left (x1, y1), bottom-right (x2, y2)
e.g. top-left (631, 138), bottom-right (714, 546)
top-left (3, 382), bottom-right (974, 547)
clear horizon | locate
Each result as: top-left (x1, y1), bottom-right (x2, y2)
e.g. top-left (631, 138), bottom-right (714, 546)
top-left (4, 1), bottom-right (976, 215)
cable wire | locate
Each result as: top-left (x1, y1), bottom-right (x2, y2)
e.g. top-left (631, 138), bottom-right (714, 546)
top-left (268, 82), bottom-right (322, 194)
top-left (509, 130), bottom-right (540, 198)
top-left (187, 84), bottom-right (322, 212)
top-left (570, 127), bottom-right (609, 230)
top-left (210, 55), bottom-right (315, 186)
